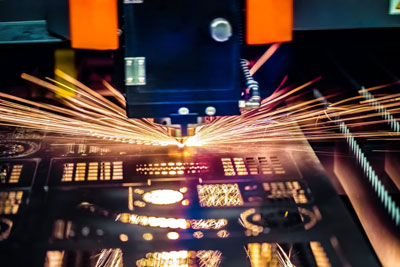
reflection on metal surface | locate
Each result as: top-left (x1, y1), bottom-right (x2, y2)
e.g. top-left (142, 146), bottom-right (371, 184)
top-left (310, 242), bottom-right (331, 267)
top-left (136, 162), bottom-right (208, 176)
top-left (197, 250), bottom-right (222, 267)
top-left (136, 250), bottom-right (222, 267)
top-left (44, 251), bottom-right (64, 267)
top-left (221, 158), bottom-right (248, 176)
top-left (133, 200), bottom-right (146, 207)
top-left (197, 184), bottom-right (243, 207)
top-left (0, 140), bottom-right (40, 159)
top-left (8, 164), bottom-right (23, 184)
top-left (240, 208), bottom-right (264, 236)
top-left (45, 249), bottom-right (123, 267)
top-left (66, 143), bottom-right (111, 155)
top-left (190, 219), bottom-right (228, 230)
top-left (221, 156), bottom-right (287, 176)
top-left (181, 199), bottom-right (190, 206)
top-left (95, 249), bottom-right (123, 267)
top-left (0, 217), bottom-right (13, 241)
top-left (247, 243), bottom-right (294, 267)
top-left (118, 213), bottom-right (189, 229)
top-left (128, 187), bottom-right (134, 211)
top-left (134, 188), bottom-right (145, 195)
top-left (117, 213), bottom-right (228, 230)
top-left (143, 233), bottom-right (153, 241)
top-left (193, 231), bottom-right (204, 239)
top-left (0, 191), bottom-right (23, 215)
top-left (240, 207), bottom-right (319, 234)
top-left (0, 163), bottom-right (23, 184)
top-left (179, 187), bottom-right (188, 193)
top-left (142, 190), bottom-right (184, 205)
top-left (216, 230), bottom-right (229, 238)
top-left (61, 161), bottom-right (123, 182)
top-left (52, 219), bottom-right (72, 240)
top-left (119, 234), bottom-right (129, 242)
top-left (263, 181), bottom-right (309, 204)
top-left (166, 231), bottom-right (180, 240)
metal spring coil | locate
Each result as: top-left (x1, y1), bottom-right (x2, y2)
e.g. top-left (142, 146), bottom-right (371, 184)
top-left (240, 59), bottom-right (259, 97)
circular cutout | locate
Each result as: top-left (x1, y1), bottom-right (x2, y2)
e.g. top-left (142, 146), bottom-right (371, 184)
top-left (0, 140), bottom-right (40, 159)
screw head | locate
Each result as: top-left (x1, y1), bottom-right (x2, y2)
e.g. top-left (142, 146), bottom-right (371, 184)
top-left (178, 107), bottom-right (189, 115)
top-left (205, 106), bottom-right (216, 116)
top-left (210, 18), bottom-right (232, 42)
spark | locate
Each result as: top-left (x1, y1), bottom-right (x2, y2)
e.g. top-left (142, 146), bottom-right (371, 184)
top-left (1, 71), bottom-right (399, 148)
top-left (247, 243), bottom-right (296, 267)
top-left (250, 43), bottom-right (282, 75)
top-left (197, 184), bottom-right (243, 207)
top-left (184, 78), bottom-right (400, 147)
top-left (136, 250), bottom-right (222, 267)
top-left (0, 71), bottom-right (180, 146)
top-left (95, 249), bottom-right (123, 267)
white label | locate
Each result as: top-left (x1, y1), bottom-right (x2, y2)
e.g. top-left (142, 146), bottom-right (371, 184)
top-left (390, 0), bottom-right (400, 15)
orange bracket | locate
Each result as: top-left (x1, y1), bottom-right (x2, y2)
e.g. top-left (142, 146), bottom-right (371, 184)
top-left (69, 0), bottom-right (119, 50)
top-left (246, 0), bottom-right (293, 45)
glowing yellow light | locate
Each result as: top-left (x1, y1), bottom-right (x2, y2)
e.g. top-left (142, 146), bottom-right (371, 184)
top-left (193, 231), bottom-right (204, 239)
top-left (142, 189), bottom-right (184, 205)
top-left (167, 232), bottom-right (180, 240)
top-left (134, 200), bottom-right (146, 207)
top-left (136, 250), bottom-right (221, 267)
top-left (143, 233), bottom-right (153, 241)
top-left (119, 234), bottom-right (129, 242)
top-left (248, 243), bottom-right (294, 267)
top-left (117, 213), bottom-right (226, 230)
top-left (239, 208), bottom-right (263, 236)
top-left (179, 187), bottom-right (188, 193)
top-left (217, 230), bottom-right (229, 238)
top-left (96, 249), bottom-right (123, 267)
top-left (134, 188), bottom-right (144, 195)
top-left (128, 187), bottom-right (134, 211)
top-left (190, 219), bottom-right (228, 230)
top-left (197, 184), bottom-right (243, 207)
top-left (252, 214), bottom-right (261, 222)
top-left (310, 242), bottom-right (331, 267)
top-left (181, 199), bottom-right (190, 206)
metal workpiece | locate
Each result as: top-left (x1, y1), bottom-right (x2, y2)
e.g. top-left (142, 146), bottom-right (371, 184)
top-left (0, 125), bottom-right (380, 266)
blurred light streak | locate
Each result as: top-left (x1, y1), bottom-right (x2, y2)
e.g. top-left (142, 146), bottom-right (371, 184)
top-left (142, 189), bottom-right (184, 205)
top-left (117, 213), bottom-right (227, 230)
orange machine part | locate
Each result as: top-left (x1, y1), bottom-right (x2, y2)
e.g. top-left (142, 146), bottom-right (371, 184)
top-left (246, 0), bottom-right (293, 45)
top-left (69, 0), bottom-right (119, 50)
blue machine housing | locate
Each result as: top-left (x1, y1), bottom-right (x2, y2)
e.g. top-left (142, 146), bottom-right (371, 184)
top-left (122, 0), bottom-right (242, 125)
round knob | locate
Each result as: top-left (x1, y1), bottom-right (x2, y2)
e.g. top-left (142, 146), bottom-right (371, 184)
top-left (210, 18), bottom-right (232, 42)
